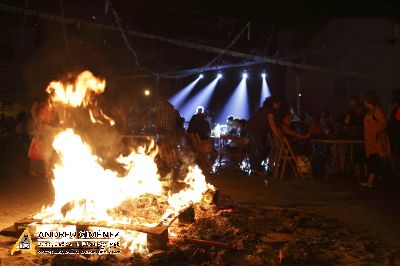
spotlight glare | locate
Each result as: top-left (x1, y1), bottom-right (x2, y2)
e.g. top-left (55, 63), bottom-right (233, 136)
top-left (298, 93), bottom-right (302, 97)
top-left (261, 73), bottom-right (266, 78)
top-left (144, 89), bottom-right (151, 96)
top-left (199, 73), bottom-right (204, 79)
top-left (217, 73), bottom-right (222, 79)
top-left (242, 72), bottom-right (248, 79)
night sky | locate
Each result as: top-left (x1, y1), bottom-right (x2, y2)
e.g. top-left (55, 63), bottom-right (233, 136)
top-left (0, 0), bottom-right (400, 117)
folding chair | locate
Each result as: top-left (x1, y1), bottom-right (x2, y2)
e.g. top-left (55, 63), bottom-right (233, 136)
top-left (272, 137), bottom-right (299, 180)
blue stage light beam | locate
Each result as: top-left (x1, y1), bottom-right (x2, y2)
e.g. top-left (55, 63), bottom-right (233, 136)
top-left (180, 77), bottom-right (220, 121)
top-left (259, 75), bottom-right (271, 107)
top-left (217, 77), bottom-right (250, 124)
top-left (168, 76), bottom-right (202, 108)
top-left (260, 73), bottom-right (271, 107)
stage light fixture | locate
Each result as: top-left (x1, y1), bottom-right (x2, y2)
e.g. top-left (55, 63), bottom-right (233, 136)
top-left (217, 73), bottom-right (222, 79)
top-left (144, 89), bottom-right (150, 96)
top-left (199, 73), bottom-right (204, 79)
top-left (242, 72), bottom-right (248, 79)
top-left (261, 73), bottom-right (266, 78)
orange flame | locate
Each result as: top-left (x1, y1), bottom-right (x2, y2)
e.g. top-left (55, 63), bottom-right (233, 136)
top-left (46, 70), bottom-right (105, 108)
top-left (33, 71), bottom-right (215, 254)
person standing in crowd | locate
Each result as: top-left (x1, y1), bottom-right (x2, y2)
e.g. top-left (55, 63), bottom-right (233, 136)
top-left (187, 109), bottom-right (211, 141)
top-left (320, 110), bottom-right (335, 136)
top-left (387, 89), bottom-right (400, 170)
top-left (187, 108), bottom-right (212, 173)
top-left (156, 95), bottom-right (177, 139)
top-left (156, 95), bottom-right (178, 167)
top-left (226, 115), bottom-right (237, 135)
top-left (360, 91), bottom-right (391, 188)
top-left (29, 95), bottom-right (44, 176)
top-left (246, 96), bottom-right (281, 176)
top-left (281, 113), bottom-right (310, 141)
top-left (281, 113), bottom-right (311, 154)
top-left (344, 95), bottom-right (366, 179)
top-left (264, 96), bottom-right (282, 137)
top-left (29, 94), bottom-right (59, 178)
top-left (188, 106), bottom-right (205, 131)
top-left (246, 104), bottom-right (269, 176)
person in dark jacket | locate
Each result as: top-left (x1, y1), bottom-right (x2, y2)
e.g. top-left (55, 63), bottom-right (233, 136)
top-left (187, 109), bottom-right (211, 141)
top-left (246, 106), bottom-right (269, 176)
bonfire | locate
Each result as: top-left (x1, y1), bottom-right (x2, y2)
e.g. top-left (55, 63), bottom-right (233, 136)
top-left (29, 70), bottom-right (215, 254)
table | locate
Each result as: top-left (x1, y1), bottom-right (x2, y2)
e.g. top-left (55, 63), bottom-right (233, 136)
top-left (212, 135), bottom-right (246, 169)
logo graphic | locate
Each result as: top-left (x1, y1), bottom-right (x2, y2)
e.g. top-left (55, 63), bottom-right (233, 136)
top-left (11, 228), bottom-right (36, 255)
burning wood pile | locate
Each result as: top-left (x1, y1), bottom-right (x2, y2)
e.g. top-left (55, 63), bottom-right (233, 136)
top-left (7, 200), bottom-right (400, 265)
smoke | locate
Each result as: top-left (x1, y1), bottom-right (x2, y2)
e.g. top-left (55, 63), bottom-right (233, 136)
top-left (21, 22), bottom-right (135, 106)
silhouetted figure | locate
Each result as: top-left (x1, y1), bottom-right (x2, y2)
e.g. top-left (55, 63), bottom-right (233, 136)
top-left (188, 112), bottom-right (211, 141)
top-left (344, 95), bottom-right (366, 178)
top-left (360, 90), bottom-right (390, 188)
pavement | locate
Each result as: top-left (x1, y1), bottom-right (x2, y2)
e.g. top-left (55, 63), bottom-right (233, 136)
top-left (208, 169), bottom-right (400, 246)
top-left (0, 158), bottom-right (400, 254)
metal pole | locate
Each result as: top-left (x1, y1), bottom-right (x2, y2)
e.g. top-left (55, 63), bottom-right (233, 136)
top-left (394, 22), bottom-right (400, 88)
top-left (154, 75), bottom-right (159, 106)
top-left (296, 73), bottom-right (301, 117)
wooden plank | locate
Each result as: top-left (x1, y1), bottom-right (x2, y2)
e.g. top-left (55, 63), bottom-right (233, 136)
top-left (13, 204), bottom-right (195, 237)
top-left (170, 237), bottom-right (235, 249)
top-left (35, 221), bottom-right (168, 236)
top-left (14, 218), bottom-right (168, 235)
top-left (0, 225), bottom-right (18, 237)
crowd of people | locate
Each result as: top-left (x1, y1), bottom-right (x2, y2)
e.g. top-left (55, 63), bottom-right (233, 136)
top-left (155, 89), bottom-right (400, 189)
top-left (0, 110), bottom-right (31, 164)
top-left (242, 90), bottom-right (399, 188)
top-left (0, 88), bottom-right (399, 190)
